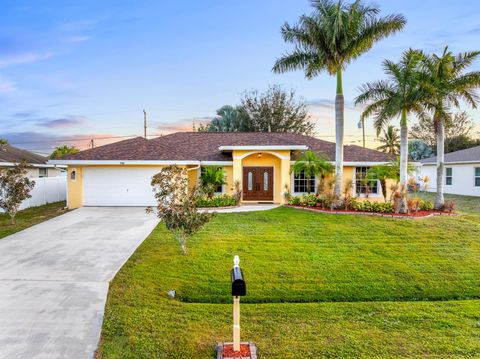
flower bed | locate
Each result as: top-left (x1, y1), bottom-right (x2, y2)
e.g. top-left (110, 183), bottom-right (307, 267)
top-left (288, 205), bottom-right (457, 218)
top-left (287, 194), bottom-right (455, 218)
top-left (196, 194), bottom-right (237, 208)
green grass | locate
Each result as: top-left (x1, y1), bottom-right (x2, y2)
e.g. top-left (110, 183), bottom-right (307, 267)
top-left (0, 201), bottom-right (67, 239)
top-left (98, 195), bottom-right (480, 358)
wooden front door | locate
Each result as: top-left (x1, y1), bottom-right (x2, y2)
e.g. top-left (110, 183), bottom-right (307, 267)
top-left (243, 167), bottom-right (274, 201)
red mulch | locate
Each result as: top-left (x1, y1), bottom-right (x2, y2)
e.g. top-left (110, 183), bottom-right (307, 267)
top-left (288, 205), bottom-right (456, 218)
top-left (223, 344), bottom-right (251, 358)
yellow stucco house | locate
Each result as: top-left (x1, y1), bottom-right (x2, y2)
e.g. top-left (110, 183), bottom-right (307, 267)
top-left (49, 132), bottom-right (394, 209)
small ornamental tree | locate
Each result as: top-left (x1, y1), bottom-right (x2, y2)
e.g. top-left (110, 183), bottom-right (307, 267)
top-left (148, 165), bottom-right (211, 255)
top-left (0, 162), bottom-right (35, 224)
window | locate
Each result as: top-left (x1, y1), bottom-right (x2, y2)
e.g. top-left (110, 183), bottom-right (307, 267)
top-left (446, 167), bottom-right (453, 186)
top-left (39, 168), bottom-right (48, 178)
top-left (355, 167), bottom-right (378, 195)
top-left (293, 170), bottom-right (316, 193)
top-left (247, 171), bottom-right (253, 191)
top-left (70, 169), bottom-right (76, 182)
top-left (263, 171), bottom-right (269, 191)
top-left (475, 168), bottom-right (480, 187)
top-left (200, 167), bottom-right (223, 193)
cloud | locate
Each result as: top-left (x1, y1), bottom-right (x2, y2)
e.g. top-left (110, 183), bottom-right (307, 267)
top-left (0, 52), bottom-right (53, 68)
top-left (38, 116), bottom-right (87, 128)
top-left (65, 35), bottom-right (91, 44)
top-left (153, 117), bottom-right (214, 134)
top-left (3, 131), bottom-right (122, 154)
top-left (0, 78), bottom-right (16, 93)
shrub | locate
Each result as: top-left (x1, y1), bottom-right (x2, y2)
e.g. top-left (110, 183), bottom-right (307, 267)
top-left (301, 194), bottom-right (317, 207)
top-left (407, 198), bottom-right (421, 213)
top-left (196, 194), bottom-right (236, 207)
top-left (289, 196), bottom-right (301, 205)
top-left (352, 200), bottom-right (393, 213)
top-left (419, 200), bottom-right (433, 211)
top-left (443, 200), bottom-right (456, 213)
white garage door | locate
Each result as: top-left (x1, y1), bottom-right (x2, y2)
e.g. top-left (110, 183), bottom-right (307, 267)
top-left (83, 167), bottom-right (159, 206)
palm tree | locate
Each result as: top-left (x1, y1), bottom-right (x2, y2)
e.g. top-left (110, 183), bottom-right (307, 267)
top-left (419, 47), bottom-right (480, 209)
top-left (49, 145), bottom-right (80, 159)
top-left (272, 0), bottom-right (405, 201)
top-left (377, 125), bottom-right (400, 154)
top-left (291, 150), bottom-right (334, 193)
top-left (199, 166), bottom-right (226, 198)
top-left (355, 49), bottom-right (427, 213)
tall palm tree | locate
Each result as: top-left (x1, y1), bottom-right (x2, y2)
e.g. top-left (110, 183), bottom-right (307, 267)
top-left (272, 0), bottom-right (405, 201)
top-left (377, 125), bottom-right (400, 154)
top-left (291, 150), bottom-right (333, 193)
top-left (420, 47), bottom-right (480, 209)
top-left (355, 49), bottom-right (427, 213)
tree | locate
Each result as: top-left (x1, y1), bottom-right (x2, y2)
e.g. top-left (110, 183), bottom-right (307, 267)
top-left (0, 162), bottom-right (35, 224)
top-left (0, 138), bottom-right (8, 145)
top-left (291, 150), bottom-right (333, 193)
top-left (409, 139), bottom-right (433, 161)
top-left (355, 49), bottom-right (427, 213)
top-left (199, 166), bottom-right (226, 198)
top-left (50, 145), bottom-right (80, 159)
top-left (240, 86), bottom-right (314, 135)
top-left (444, 134), bottom-right (480, 153)
top-left (419, 47), bottom-right (480, 209)
top-left (272, 0), bottom-right (405, 200)
top-left (366, 158), bottom-right (414, 203)
top-left (411, 111), bottom-right (474, 150)
top-left (149, 166), bottom-right (211, 255)
top-left (198, 105), bottom-right (250, 132)
top-left (377, 125), bottom-right (400, 155)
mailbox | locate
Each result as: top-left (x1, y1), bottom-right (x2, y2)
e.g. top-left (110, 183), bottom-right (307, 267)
top-left (231, 266), bottom-right (246, 296)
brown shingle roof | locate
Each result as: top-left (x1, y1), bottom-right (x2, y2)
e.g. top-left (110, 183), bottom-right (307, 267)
top-left (62, 132), bottom-right (394, 163)
top-left (0, 144), bottom-right (48, 164)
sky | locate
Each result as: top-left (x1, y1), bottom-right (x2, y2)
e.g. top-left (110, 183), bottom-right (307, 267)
top-left (1, 0), bottom-right (480, 155)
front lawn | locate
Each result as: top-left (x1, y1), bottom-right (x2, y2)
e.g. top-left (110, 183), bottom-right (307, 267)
top-left (0, 201), bottom-right (67, 239)
top-left (98, 200), bottom-right (480, 358)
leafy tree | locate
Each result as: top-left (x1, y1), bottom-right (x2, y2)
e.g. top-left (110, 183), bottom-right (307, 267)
top-left (272, 0), bottom-right (405, 200)
top-left (444, 134), bottom-right (480, 153)
top-left (240, 86), bottom-right (314, 135)
top-left (0, 162), bottom-right (35, 224)
top-left (418, 47), bottom-right (480, 209)
top-left (411, 111), bottom-right (474, 150)
top-left (149, 166), bottom-right (211, 255)
top-left (291, 150), bottom-right (333, 193)
top-left (409, 139), bottom-right (433, 161)
top-left (0, 138), bottom-right (8, 145)
top-left (199, 166), bottom-right (226, 198)
top-left (50, 145), bottom-right (80, 159)
top-left (377, 125), bottom-right (400, 155)
top-left (198, 105), bottom-right (250, 132)
top-left (355, 49), bottom-right (427, 213)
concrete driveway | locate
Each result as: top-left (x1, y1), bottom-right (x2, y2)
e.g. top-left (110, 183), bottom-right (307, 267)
top-left (0, 207), bottom-right (159, 359)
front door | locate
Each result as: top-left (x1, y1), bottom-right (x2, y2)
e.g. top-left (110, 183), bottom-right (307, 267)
top-left (242, 167), bottom-right (274, 201)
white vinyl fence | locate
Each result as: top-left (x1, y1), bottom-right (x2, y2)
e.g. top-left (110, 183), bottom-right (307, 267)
top-left (1, 176), bottom-right (66, 213)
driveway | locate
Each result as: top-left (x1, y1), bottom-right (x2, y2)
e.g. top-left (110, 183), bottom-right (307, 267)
top-left (0, 207), bottom-right (159, 359)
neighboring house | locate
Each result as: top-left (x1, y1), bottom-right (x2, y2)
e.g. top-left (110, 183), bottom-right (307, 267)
top-left (0, 144), bottom-right (63, 178)
top-left (49, 132), bottom-right (394, 208)
top-left (419, 146), bottom-right (480, 197)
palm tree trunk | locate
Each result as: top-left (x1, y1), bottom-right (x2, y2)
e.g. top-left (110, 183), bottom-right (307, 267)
top-left (435, 117), bottom-right (445, 210)
top-left (399, 109), bottom-right (409, 213)
top-left (334, 69), bottom-right (344, 203)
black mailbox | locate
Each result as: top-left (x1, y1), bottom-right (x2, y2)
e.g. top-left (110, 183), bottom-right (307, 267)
top-left (231, 267), bottom-right (246, 296)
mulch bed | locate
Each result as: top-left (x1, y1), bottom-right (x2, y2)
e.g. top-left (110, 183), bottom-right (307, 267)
top-left (222, 344), bottom-right (251, 358)
top-left (287, 205), bottom-right (458, 219)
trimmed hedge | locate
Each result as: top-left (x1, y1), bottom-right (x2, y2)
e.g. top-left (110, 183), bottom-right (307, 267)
top-left (196, 194), bottom-right (236, 208)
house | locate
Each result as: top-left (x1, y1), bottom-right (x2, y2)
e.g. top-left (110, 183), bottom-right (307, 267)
top-left (49, 132), bottom-right (394, 208)
top-left (0, 144), bottom-right (63, 178)
top-left (419, 146), bottom-right (480, 197)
